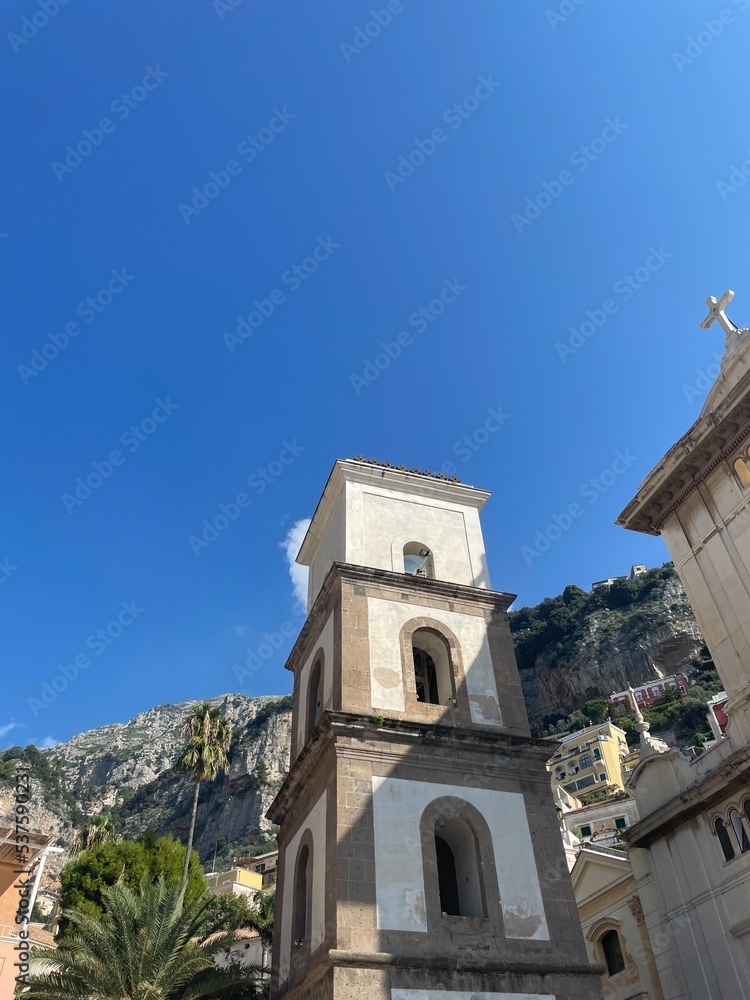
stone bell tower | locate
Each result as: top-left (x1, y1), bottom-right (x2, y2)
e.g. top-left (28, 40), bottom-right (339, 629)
top-left (268, 458), bottom-right (603, 1000)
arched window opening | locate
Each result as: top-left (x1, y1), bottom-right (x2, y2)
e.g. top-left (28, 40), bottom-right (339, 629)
top-left (729, 809), bottom-right (750, 854)
top-left (435, 836), bottom-right (460, 915)
top-left (601, 929), bottom-right (625, 977)
top-left (293, 844), bottom-right (309, 946)
top-left (414, 647), bottom-right (439, 704)
top-left (716, 818), bottom-right (736, 862)
top-left (411, 629), bottom-right (455, 706)
top-left (403, 542), bottom-right (434, 579)
top-left (306, 658), bottom-right (322, 740)
top-left (744, 799), bottom-right (750, 826)
top-left (734, 458), bottom-right (750, 488)
top-left (433, 815), bottom-right (485, 918)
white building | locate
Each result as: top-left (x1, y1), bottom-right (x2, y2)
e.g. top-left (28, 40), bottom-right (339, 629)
top-left (617, 291), bottom-right (750, 999)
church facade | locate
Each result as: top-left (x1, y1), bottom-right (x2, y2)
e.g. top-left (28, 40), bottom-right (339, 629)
top-left (268, 459), bottom-right (603, 1000)
top-left (617, 292), bottom-right (750, 999)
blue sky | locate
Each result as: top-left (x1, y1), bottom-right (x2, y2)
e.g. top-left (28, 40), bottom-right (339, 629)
top-left (2, 0), bottom-right (748, 747)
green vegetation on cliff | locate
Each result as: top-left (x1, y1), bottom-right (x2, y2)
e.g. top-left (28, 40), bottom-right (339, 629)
top-left (509, 563), bottom-right (682, 673)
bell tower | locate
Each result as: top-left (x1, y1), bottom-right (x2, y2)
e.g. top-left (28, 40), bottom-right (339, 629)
top-left (268, 459), bottom-right (603, 1000)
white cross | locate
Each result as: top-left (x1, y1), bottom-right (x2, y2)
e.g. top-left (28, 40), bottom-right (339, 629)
top-left (701, 289), bottom-right (737, 335)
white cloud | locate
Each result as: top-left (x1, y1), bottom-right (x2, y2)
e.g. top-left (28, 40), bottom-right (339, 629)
top-left (28, 737), bottom-right (59, 749)
top-left (280, 518), bottom-right (311, 611)
top-left (0, 720), bottom-right (19, 738)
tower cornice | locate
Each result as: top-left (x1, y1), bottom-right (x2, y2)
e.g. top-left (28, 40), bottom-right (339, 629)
top-left (267, 710), bottom-right (559, 823)
top-left (617, 363), bottom-right (750, 535)
top-left (297, 458), bottom-right (491, 567)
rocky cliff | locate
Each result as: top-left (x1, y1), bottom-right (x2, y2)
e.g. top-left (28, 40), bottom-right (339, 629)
top-left (510, 564), bottom-right (705, 733)
top-left (0, 694), bottom-right (292, 867)
top-left (1, 564), bottom-right (705, 853)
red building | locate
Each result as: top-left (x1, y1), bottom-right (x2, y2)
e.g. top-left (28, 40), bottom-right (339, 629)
top-left (610, 673), bottom-right (690, 711)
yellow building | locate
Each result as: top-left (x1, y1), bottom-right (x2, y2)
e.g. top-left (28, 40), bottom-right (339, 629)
top-left (234, 849), bottom-right (278, 889)
top-left (547, 721), bottom-right (630, 797)
top-left (205, 866), bottom-right (263, 898)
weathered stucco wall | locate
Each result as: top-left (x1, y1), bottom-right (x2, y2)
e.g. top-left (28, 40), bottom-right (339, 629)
top-left (371, 775), bottom-right (548, 940)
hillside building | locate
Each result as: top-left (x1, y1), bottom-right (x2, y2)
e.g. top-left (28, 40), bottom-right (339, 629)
top-left (268, 458), bottom-right (604, 1000)
top-left (205, 865), bottom-right (264, 898)
top-left (234, 848), bottom-right (279, 889)
top-left (547, 721), bottom-right (630, 797)
top-left (617, 290), bottom-right (750, 999)
top-left (610, 674), bottom-right (690, 712)
top-left (561, 795), bottom-right (639, 849)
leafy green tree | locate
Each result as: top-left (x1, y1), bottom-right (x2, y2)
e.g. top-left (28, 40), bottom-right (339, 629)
top-left (58, 834), bottom-right (205, 935)
top-left (24, 876), bottom-right (263, 999)
top-left (256, 759), bottom-right (269, 784)
top-left (204, 893), bottom-right (258, 933)
top-left (582, 698), bottom-right (610, 724)
top-left (179, 702), bottom-right (232, 891)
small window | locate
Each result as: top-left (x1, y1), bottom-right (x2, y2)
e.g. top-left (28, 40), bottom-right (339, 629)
top-left (580, 825), bottom-right (592, 838)
top-left (579, 754), bottom-right (593, 770)
top-left (593, 748), bottom-right (601, 761)
top-left (615, 817), bottom-right (627, 830)
top-left (601, 929), bottom-right (625, 976)
top-left (716, 818), bottom-right (736, 861)
top-left (729, 809), bottom-right (750, 854)
top-left (735, 458), bottom-right (750, 488)
top-left (404, 542), bottom-right (434, 578)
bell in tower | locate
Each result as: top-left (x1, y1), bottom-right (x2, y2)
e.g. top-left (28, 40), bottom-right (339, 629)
top-left (267, 458), bottom-right (603, 1000)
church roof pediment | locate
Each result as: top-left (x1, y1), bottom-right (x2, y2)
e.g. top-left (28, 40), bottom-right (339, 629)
top-left (571, 847), bottom-right (632, 904)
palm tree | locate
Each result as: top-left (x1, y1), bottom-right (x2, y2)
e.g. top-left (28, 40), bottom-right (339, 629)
top-left (23, 876), bottom-right (264, 999)
top-left (178, 701), bottom-right (232, 891)
top-left (72, 814), bottom-right (121, 854)
top-left (246, 890), bottom-right (275, 972)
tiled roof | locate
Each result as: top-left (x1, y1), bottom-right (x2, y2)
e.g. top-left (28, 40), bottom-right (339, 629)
top-left (350, 456), bottom-right (462, 484)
